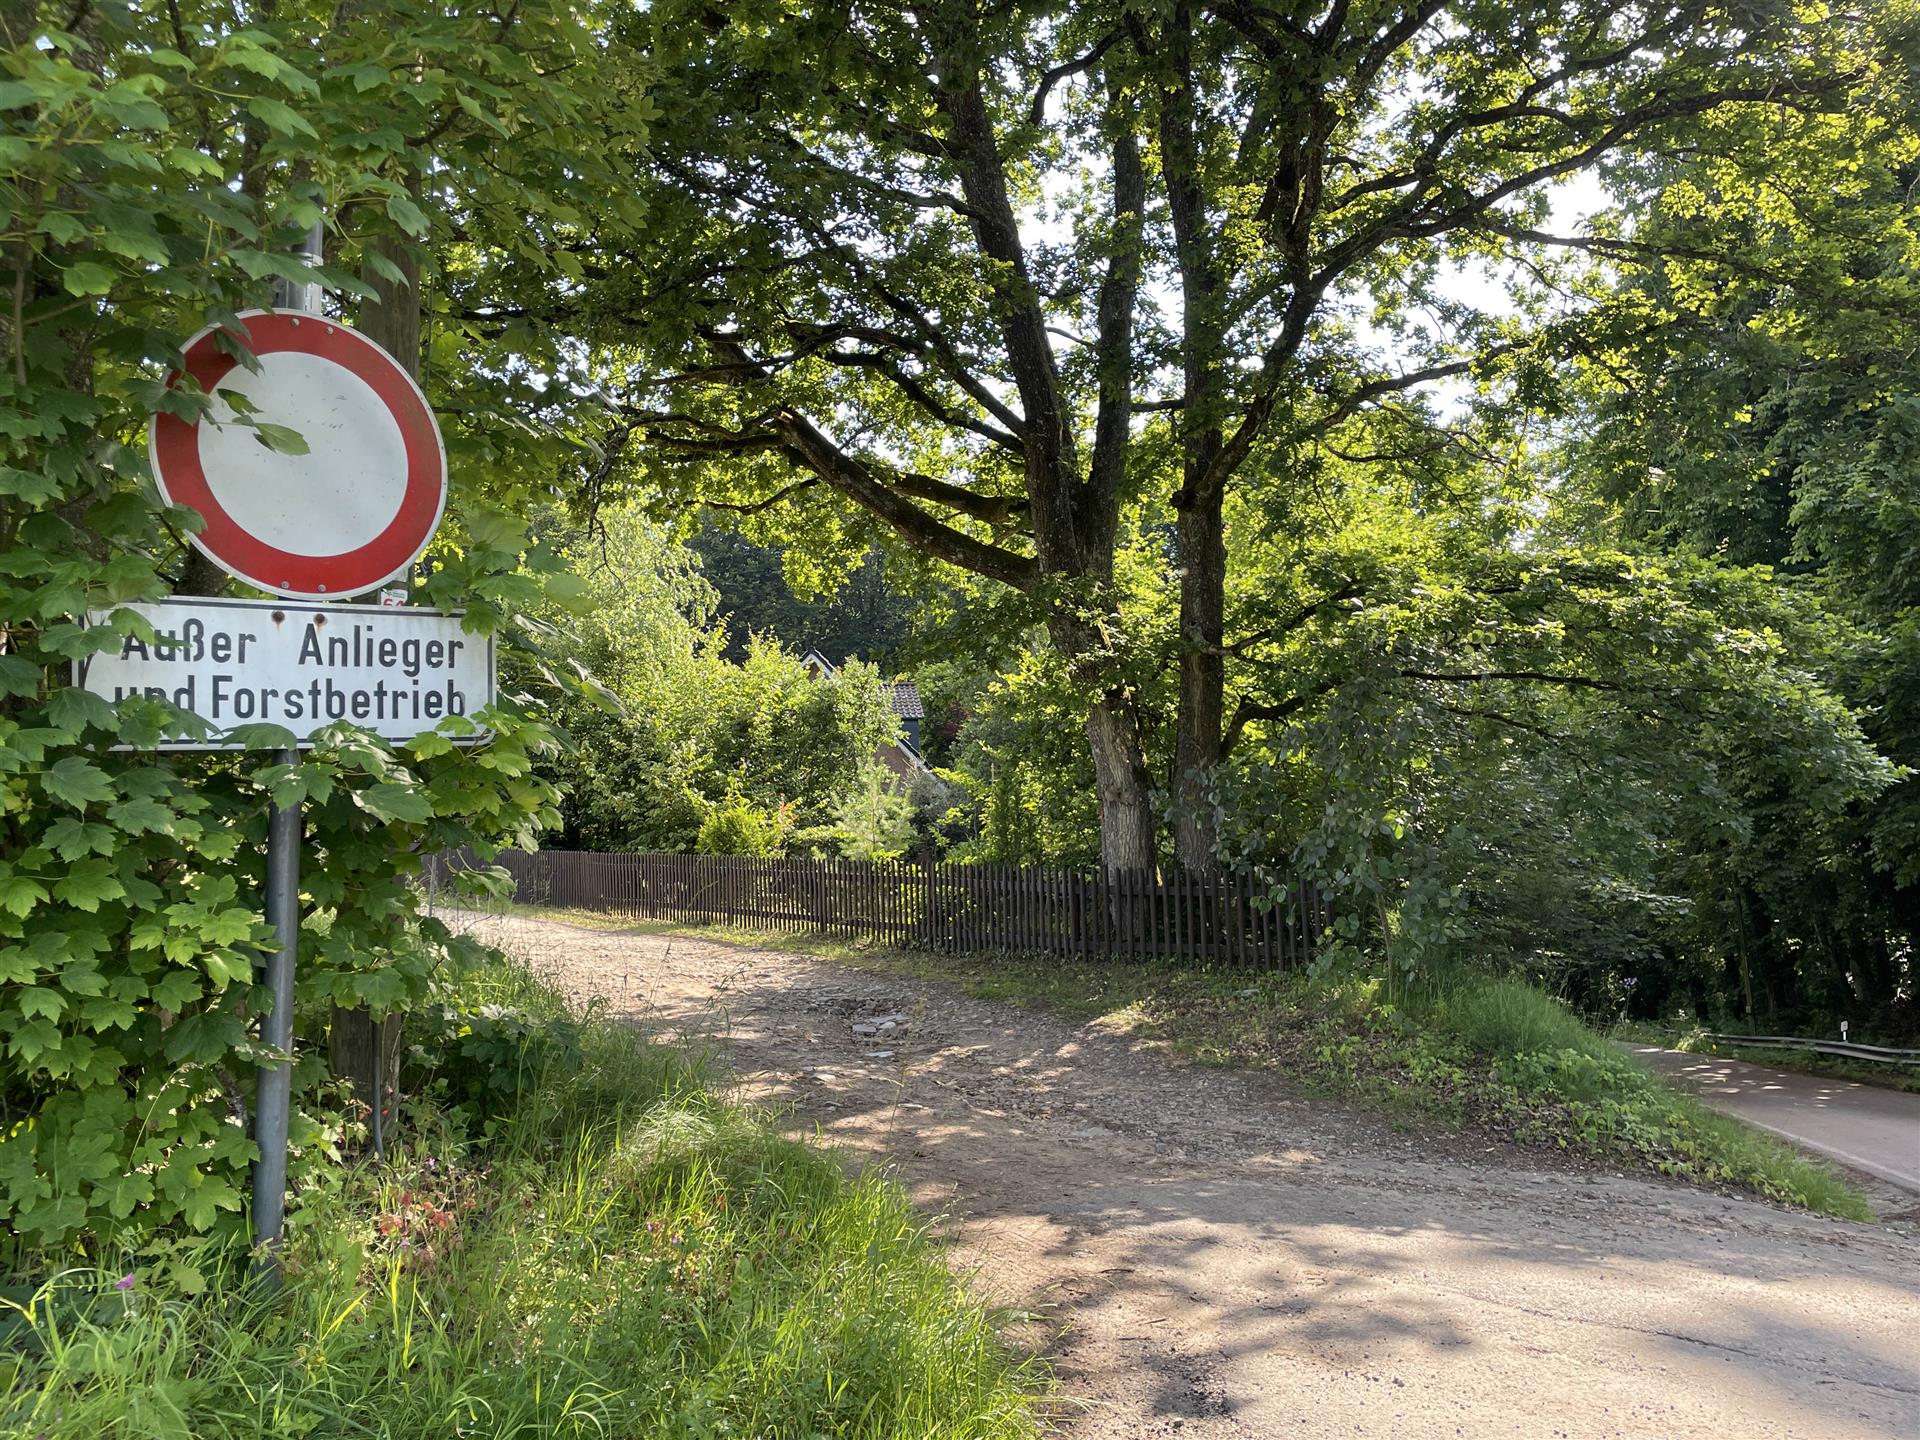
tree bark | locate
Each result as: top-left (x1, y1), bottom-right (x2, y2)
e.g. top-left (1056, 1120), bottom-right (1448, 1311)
top-left (1172, 484), bottom-right (1225, 873)
top-left (328, 213), bottom-right (424, 1130)
top-left (1085, 696), bottom-right (1157, 874)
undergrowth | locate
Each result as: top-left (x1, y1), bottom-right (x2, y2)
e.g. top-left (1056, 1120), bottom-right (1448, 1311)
top-left (488, 905), bottom-right (1876, 1222)
top-left (0, 950), bottom-right (1042, 1439)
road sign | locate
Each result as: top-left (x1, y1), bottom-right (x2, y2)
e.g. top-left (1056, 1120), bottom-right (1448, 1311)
top-left (149, 309), bottom-right (447, 599)
top-left (77, 597), bottom-right (494, 748)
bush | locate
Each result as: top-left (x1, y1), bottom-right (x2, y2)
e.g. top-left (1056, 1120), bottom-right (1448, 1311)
top-left (833, 761), bottom-right (917, 861)
top-left (407, 1002), bottom-right (583, 1126)
top-left (695, 797), bottom-right (787, 856)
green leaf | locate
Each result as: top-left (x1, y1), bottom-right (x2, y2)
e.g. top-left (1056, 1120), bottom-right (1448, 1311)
top-left (44, 818), bottom-right (117, 861)
top-left (385, 195), bottom-right (430, 238)
top-left (60, 261), bottom-right (116, 297)
top-left (355, 782), bottom-right (435, 824)
top-left (225, 722), bottom-right (298, 751)
top-left (245, 95), bottom-right (316, 139)
top-left (14, 987), bottom-right (62, 1022)
top-left (0, 873), bottom-right (48, 919)
top-left (464, 508), bottom-right (526, 551)
top-left (106, 796), bottom-right (176, 835)
top-left (41, 757), bottom-right (115, 810)
top-left (181, 1176), bottom-right (242, 1231)
top-left (251, 422), bottom-right (310, 456)
top-left (0, 656), bottom-right (40, 698)
top-left (47, 687), bottom-right (117, 736)
top-left (53, 860), bottom-right (126, 913)
top-left (148, 970), bottom-right (202, 1012)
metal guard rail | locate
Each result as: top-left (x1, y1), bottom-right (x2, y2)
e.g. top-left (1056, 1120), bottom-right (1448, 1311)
top-left (1703, 1033), bottom-right (1920, 1066)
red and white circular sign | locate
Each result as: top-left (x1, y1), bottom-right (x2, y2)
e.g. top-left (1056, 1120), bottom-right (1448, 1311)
top-left (149, 309), bottom-right (447, 599)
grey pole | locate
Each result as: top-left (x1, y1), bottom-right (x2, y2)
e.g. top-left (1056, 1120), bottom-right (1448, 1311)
top-left (276, 220), bottom-right (324, 313)
top-left (250, 222), bottom-right (322, 1285)
top-left (250, 752), bottom-right (302, 1283)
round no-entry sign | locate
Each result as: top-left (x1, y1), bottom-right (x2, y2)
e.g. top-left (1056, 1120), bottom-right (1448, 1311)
top-left (150, 309), bottom-right (447, 599)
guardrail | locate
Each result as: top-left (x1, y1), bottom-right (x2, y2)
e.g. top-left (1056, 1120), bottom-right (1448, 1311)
top-left (1702, 1033), bottom-right (1920, 1066)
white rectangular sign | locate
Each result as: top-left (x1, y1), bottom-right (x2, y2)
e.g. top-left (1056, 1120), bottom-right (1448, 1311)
top-left (74, 597), bottom-right (496, 750)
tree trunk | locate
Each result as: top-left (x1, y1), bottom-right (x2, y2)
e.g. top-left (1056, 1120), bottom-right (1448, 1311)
top-left (328, 213), bottom-right (424, 1122)
top-left (328, 1009), bottom-right (404, 1153)
top-left (1172, 485), bottom-right (1225, 874)
top-left (1085, 696), bottom-right (1156, 875)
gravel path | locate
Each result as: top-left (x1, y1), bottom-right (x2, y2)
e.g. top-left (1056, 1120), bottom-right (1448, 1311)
top-left (451, 911), bottom-right (1920, 1440)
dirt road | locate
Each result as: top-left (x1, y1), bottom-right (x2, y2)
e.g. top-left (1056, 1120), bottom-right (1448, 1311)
top-left (1626, 1045), bottom-right (1920, 1192)
top-left (455, 912), bottom-right (1920, 1440)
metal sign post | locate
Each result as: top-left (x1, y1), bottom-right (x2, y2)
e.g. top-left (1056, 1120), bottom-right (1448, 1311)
top-left (132, 226), bottom-right (469, 1285)
top-left (250, 759), bottom-right (300, 1277)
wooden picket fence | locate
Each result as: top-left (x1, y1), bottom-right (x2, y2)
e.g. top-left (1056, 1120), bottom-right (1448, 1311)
top-left (435, 849), bottom-right (1326, 969)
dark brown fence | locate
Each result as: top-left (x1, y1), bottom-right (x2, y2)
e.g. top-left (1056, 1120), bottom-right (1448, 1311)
top-left (438, 849), bottom-right (1325, 968)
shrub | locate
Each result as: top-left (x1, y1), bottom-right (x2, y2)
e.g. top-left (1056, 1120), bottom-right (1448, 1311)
top-left (695, 797), bottom-right (787, 856)
top-left (408, 1002), bottom-right (583, 1126)
top-left (834, 761), bottom-right (917, 861)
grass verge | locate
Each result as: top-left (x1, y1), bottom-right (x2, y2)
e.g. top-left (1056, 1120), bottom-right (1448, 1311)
top-left (482, 904), bottom-right (1875, 1222)
top-left (0, 948), bottom-right (1043, 1440)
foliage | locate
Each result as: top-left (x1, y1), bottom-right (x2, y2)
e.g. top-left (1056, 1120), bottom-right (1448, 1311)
top-left (694, 796), bottom-right (789, 858)
top-left (690, 523), bottom-right (917, 667)
top-left (539, 0), bottom-right (1879, 875)
top-left (1554, 54), bottom-right (1920, 1033)
top-left (832, 761), bottom-right (919, 863)
top-left (517, 0), bottom-right (1912, 1038)
top-left (406, 1002), bottom-right (582, 1128)
top-left (0, 2), bottom-right (617, 1271)
top-left (0, 949), bottom-right (1043, 1439)
top-left (543, 508), bottom-right (901, 853)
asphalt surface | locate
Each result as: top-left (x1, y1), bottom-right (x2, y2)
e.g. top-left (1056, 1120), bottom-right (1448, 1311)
top-left (1627, 1045), bottom-right (1920, 1192)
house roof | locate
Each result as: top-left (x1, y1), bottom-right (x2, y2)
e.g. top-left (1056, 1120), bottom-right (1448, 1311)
top-left (885, 680), bottom-right (925, 719)
top-left (801, 653), bottom-right (925, 723)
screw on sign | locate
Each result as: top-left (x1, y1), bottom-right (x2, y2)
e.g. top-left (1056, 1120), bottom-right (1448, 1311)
top-left (149, 309), bottom-right (447, 599)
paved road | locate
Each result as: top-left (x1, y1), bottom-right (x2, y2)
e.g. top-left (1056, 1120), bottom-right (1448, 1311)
top-left (1626, 1045), bottom-right (1920, 1192)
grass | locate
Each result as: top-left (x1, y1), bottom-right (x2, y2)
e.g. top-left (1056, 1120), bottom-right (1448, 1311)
top-left (486, 904), bottom-right (1876, 1222)
top-left (0, 950), bottom-right (1043, 1440)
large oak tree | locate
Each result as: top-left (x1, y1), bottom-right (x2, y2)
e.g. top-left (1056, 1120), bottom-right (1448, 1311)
top-left (552, 0), bottom-right (1868, 874)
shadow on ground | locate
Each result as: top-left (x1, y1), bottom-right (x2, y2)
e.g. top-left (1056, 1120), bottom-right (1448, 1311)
top-left (450, 910), bottom-right (1920, 1440)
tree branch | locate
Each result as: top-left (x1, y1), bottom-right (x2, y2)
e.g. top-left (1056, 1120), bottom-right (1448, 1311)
top-left (1028, 28), bottom-right (1124, 124)
top-left (1089, 101), bottom-right (1145, 524)
top-left (769, 406), bottom-right (1039, 590)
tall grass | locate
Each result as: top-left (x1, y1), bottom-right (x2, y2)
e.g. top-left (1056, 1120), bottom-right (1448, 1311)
top-left (1392, 969), bottom-right (1874, 1218)
top-left (0, 956), bottom-right (1041, 1440)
